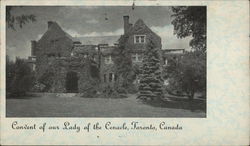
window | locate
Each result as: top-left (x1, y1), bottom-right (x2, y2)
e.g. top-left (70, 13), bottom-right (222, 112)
top-left (47, 53), bottom-right (55, 57)
top-left (132, 54), bottom-right (137, 62)
top-left (137, 54), bottom-right (143, 62)
top-left (104, 74), bottom-right (106, 82)
top-left (104, 55), bottom-right (113, 64)
top-left (109, 73), bottom-right (113, 82)
top-left (134, 35), bottom-right (146, 44)
top-left (32, 64), bottom-right (36, 71)
top-left (164, 59), bottom-right (168, 65)
top-left (31, 57), bottom-right (36, 61)
top-left (51, 39), bottom-right (58, 43)
top-left (140, 36), bottom-right (145, 43)
top-left (132, 53), bottom-right (143, 62)
top-left (135, 36), bottom-right (140, 43)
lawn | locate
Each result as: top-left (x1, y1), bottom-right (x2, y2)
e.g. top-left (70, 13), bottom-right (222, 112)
top-left (6, 93), bottom-right (206, 117)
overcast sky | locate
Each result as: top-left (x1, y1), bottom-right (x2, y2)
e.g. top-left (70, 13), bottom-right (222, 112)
top-left (6, 6), bottom-right (192, 60)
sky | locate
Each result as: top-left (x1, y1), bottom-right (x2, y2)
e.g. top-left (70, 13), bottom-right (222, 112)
top-left (6, 6), bottom-right (192, 60)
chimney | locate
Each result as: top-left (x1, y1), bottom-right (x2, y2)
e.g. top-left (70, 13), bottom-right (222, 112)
top-left (31, 40), bottom-right (37, 56)
top-left (48, 21), bottom-right (53, 29)
top-left (123, 16), bottom-right (129, 34)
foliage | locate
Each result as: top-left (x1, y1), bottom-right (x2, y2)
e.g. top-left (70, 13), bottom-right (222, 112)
top-left (81, 87), bottom-right (97, 98)
top-left (101, 85), bottom-right (127, 99)
top-left (38, 70), bottom-right (55, 92)
top-left (32, 81), bottom-right (46, 92)
top-left (112, 35), bottom-right (134, 90)
top-left (165, 51), bottom-right (206, 100)
top-left (6, 56), bottom-right (15, 93)
top-left (89, 59), bottom-right (100, 79)
top-left (6, 57), bottom-right (35, 97)
top-left (6, 6), bottom-right (36, 30)
top-left (138, 38), bottom-right (163, 100)
top-left (171, 6), bottom-right (206, 51)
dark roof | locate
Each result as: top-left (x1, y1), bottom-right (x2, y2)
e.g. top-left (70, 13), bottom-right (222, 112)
top-left (162, 49), bottom-right (185, 54)
top-left (118, 18), bottom-right (161, 48)
top-left (162, 49), bottom-right (185, 58)
top-left (73, 36), bottom-right (120, 46)
top-left (38, 21), bottom-right (75, 43)
top-left (100, 46), bottom-right (116, 56)
top-left (163, 49), bottom-right (185, 51)
top-left (73, 45), bottom-right (97, 54)
top-left (128, 19), bottom-right (160, 38)
top-left (39, 21), bottom-right (120, 45)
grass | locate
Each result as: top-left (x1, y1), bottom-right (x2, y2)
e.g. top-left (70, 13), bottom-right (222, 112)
top-left (6, 93), bottom-right (206, 117)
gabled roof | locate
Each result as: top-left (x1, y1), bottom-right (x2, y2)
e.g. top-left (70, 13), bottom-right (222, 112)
top-left (118, 18), bottom-right (161, 44)
top-left (38, 21), bottom-right (75, 43)
top-left (128, 19), bottom-right (160, 38)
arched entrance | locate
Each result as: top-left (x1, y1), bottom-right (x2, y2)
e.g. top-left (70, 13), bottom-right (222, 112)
top-left (65, 71), bottom-right (78, 93)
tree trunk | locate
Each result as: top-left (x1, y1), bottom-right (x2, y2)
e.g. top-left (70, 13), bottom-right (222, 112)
top-left (189, 91), bottom-right (194, 101)
top-left (189, 90), bottom-right (195, 111)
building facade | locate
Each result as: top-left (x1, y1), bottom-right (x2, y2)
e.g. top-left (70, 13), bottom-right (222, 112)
top-left (98, 16), bottom-right (163, 87)
top-left (29, 16), bottom-right (184, 93)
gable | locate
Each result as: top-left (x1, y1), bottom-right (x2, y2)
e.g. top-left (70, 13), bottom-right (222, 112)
top-left (38, 21), bottom-right (74, 44)
top-left (36, 22), bottom-right (74, 56)
top-left (122, 19), bottom-right (161, 49)
top-left (129, 19), bottom-right (160, 38)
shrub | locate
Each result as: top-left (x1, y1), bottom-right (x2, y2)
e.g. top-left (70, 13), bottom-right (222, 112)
top-left (31, 81), bottom-right (46, 92)
top-left (81, 87), bottom-right (97, 98)
top-left (6, 57), bottom-right (35, 97)
top-left (165, 51), bottom-right (206, 100)
top-left (38, 71), bottom-right (54, 92)
top-left (101, 85), bottom-right (127, 99)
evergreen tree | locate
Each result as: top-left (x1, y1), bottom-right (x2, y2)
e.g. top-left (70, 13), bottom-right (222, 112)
top-left (138, 38), bottom-right (163, 100)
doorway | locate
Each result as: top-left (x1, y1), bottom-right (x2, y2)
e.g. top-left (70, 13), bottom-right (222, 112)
top-left (65, 71), bottom-right (78, 93)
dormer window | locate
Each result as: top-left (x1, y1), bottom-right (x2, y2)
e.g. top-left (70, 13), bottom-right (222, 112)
top-left (134, 35), bottom-right (146, 44)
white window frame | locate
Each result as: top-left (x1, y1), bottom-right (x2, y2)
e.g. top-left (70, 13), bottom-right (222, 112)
top-left (32, 64), bottom-right (36, 71)
top-left (132, 54), bottom-right (137, 62)
top-left (134, 35), bottom-right (146, 44)
top-left (137, 53), bottom-right (143, 62)
top-left (164, 59), bottom-right (168, 65)
top-left (132, 53), bottom-right (143, 62)
top-left (104, 55), bottom-right (113, 64)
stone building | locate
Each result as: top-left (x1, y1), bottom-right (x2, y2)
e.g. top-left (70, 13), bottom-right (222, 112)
top-left (99, 44), bottom-right (117, 86)
top-left (98, 16), bottom-right (162, 87)
top-left (29, 16), bottom-right (184, 93)
top-left (30, 21), bottom-right (101, 92)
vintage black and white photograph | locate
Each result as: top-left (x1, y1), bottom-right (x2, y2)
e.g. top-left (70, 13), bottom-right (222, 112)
top-left (6, 5), bottom-right (206, 117)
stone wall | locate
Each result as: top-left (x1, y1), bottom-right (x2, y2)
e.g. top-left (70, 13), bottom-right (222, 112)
top-left (99, 47), bottom-right (116, 87)
top-left (35, 21), bottom-right (74, 79)
top-left (43, 57), bottom-right (98, 93)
